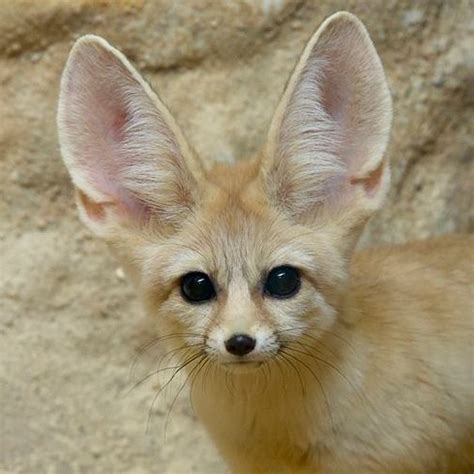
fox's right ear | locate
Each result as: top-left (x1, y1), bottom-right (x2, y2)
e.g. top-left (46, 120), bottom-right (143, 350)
top-left (57, 35), bottom-right (201, 238)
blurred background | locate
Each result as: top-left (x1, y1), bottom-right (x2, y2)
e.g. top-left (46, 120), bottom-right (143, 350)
top-left (0, 0), bottom-right (472, 472)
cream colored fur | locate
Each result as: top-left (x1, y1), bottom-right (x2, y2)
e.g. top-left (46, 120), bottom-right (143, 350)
top-left (57, 11), bottom-right (473, 473)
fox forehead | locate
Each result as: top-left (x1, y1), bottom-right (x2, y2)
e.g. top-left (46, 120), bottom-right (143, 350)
top-left (140, 176), bottom-right (324, 289)
top-left (116, 157), bottom-right (343, 296)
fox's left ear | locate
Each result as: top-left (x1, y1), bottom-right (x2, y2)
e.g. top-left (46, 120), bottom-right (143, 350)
top-left (263, 12), bottom-right (392, 233)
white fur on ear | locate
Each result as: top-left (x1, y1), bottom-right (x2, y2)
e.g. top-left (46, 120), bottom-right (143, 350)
top-left (57, 35), bottom-right (199, 237)
top-left (264, 12), bottom-right (393, 219)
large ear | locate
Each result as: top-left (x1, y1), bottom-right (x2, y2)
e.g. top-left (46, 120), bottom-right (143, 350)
top-left (57, 35), bottom-right (201, 238)
top-left (263, 12), bottom-right (392, 231)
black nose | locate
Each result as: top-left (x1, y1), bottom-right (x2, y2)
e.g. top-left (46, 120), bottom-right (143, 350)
top-left (225, 334), bottom-right (256, 356)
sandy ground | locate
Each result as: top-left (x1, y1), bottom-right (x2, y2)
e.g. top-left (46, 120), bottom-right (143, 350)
top-left (0, 1), bottom-right (472, 472)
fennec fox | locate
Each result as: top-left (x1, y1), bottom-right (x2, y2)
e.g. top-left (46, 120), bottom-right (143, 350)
top-left (57, 11), bottom-right (473, 473)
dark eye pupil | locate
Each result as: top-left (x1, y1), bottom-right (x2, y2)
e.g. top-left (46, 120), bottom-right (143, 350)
top-left (264, 265), bottom-right (300, 299)
top-left (181, 272), bottom-right (216, 303)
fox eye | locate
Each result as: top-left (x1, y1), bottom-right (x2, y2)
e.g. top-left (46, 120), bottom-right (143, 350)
top-left (180, 272), bottom-right (216, 303)
top-left (264, 265), bottom-right (301, 299)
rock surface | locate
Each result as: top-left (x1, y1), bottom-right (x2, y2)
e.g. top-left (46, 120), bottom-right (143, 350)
top-left (0, 0), bottom-right (472, 472)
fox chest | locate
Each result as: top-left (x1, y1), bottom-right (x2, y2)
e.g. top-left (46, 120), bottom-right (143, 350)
top-left (192, 389), bottom-right (329, 473)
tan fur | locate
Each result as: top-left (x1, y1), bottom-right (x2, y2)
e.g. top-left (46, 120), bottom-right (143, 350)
top-left (57, 11), bottom-right (473, 473)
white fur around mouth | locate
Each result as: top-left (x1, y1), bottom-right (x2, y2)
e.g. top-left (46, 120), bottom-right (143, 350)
top-left (222, 361), bottom-right (263, 368)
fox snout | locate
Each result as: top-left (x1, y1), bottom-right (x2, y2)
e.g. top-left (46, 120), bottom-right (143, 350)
top-left (206, 322), bottom-right (280, 364)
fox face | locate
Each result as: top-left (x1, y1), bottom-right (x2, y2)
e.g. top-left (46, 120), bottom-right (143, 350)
top-left (57, 13), bottom-right (392, 371)
top-left (137, 170), bottom-right (346, 369)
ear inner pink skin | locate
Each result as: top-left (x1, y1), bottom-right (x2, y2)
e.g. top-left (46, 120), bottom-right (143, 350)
top-left (350, 160), bottom-right (385, 196)
top-left (77, 189), bottom-right (106, 222)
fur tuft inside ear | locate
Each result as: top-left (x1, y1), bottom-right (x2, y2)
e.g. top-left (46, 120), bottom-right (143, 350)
top-left (58, 35), bottom-right (200, 237)
top-left (263, 12), bottom-right (392, 221)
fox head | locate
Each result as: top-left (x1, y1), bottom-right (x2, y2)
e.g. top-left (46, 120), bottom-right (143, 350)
top-left (58, 12), bottom-right (392, 371)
